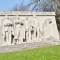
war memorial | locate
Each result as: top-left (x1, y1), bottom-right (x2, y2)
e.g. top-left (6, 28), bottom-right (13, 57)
top-left (0, 11), bottom-right (59, 46)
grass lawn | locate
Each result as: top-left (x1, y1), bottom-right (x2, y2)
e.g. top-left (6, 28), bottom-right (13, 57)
top-left (0, 45), bottom-right (60, 60)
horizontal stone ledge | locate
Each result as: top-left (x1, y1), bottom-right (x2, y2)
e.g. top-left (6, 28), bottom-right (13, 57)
top-left (0, 11), bottom-right (55, 16)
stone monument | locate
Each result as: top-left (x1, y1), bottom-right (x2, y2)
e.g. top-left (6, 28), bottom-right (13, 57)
top-left (0, 11), bottom-right (59, 46)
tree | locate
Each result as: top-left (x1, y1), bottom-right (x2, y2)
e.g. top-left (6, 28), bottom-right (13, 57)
top-left (11, 0), bottom-right (28, 11)
top-left (54, 0), bottom-right (60, 31)
top-left (27, 0), bottom-right (57, 11)
top-left (27, 0), bottom-right (60, 31)
top-left (12, 4), bottom-right (28, 11)
top-left (11, 0), bottom-right (57, 11)
top-left (54, 0), bottom-right (60, 12)
top-left (11, 0), bottom-right (60, 30)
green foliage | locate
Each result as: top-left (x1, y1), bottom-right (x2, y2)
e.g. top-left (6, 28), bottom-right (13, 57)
top-left (54, 0), bottom-right (60, 31)
top-left (11, 0), bottom-right (60, 31)
top-left (56, 13), bottom-right (60, 31)
top-left (0, 45), bottom-right (60, 60)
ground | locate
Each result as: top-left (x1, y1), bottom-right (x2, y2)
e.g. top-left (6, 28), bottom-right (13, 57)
top-left (0, 45), bottom-right (60, 60)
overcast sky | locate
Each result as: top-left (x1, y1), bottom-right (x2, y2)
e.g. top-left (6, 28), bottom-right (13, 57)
top-left (0, 0), bottom-right (30, 11)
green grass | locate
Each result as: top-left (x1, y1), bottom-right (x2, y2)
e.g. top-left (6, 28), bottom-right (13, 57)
top-left (0, 45), bottom-right (60, 60)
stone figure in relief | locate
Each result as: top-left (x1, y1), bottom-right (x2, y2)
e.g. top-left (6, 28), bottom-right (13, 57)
top-left (31, 17), bottom-right (37, 42)
top-left (14, 19), bottom-right (26, 44)
top-left (14, 19), bottom-right (21, 44)
top-left (24, 18), bottom-right (29, 43)
top-left (28, 18), bottom-right (32, 43)
top-left (39, 22), bottom-right (44, 40)
top-left (28, 17), bottom-right (37, 43)
top-left (2, 19), bottom-right (13, 45)
top-left (19, 20), bottom-right (25, 43)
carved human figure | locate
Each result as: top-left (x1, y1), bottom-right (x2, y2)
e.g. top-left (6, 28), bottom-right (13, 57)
top-left (30, 26), bottom-right (36, 42)
top-left (3, 19), bottom-right (13, 45)
top-left (28, 19), bottom-right (32, 43)
top-left (32, 18), bottom-right (37, 42)
top-left (19, 20), bottom-right (25, 43)
top-left (28, 17), bottom-right (37, 42)
top-left (24, 18), bottom-right (29, 43)
top-left (14, 19), bottom-right (21, 44)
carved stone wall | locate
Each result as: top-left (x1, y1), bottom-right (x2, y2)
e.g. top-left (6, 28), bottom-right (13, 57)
top-left (0, 11), bottom-right (59, 46)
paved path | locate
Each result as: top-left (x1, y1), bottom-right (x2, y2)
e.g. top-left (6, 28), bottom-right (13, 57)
top-left (0, 41), bottom-right (56, 53)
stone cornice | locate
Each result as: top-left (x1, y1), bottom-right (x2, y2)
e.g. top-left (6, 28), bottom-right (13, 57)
top-left (0, 11), bottom-right (55, 16)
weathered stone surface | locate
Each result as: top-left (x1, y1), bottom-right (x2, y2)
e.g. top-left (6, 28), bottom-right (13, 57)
top-left (0, 11), bottom-right (59, 46)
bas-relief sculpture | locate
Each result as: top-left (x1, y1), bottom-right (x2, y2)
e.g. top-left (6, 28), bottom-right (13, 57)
top-left (0, 12), bottom-right (59, 46)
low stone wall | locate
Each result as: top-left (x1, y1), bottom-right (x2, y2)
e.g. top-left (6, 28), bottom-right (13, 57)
top-left (0, 11), bottom-right (59, 46)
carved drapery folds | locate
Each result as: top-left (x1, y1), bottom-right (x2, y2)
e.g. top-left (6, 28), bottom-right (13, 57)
top-left (1, 13), bottom-right (59, 46)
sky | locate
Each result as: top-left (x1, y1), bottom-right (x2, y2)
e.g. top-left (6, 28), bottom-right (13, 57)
top-left (0, 0), bottom-right (57, 11)
top-left (0, 0), bottom-right (29, 11)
